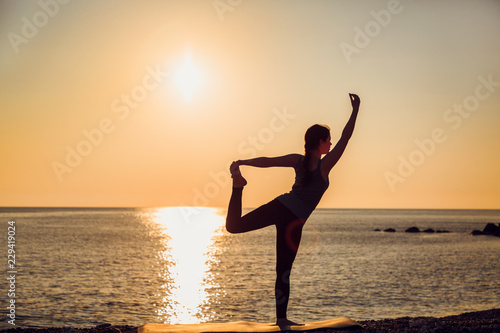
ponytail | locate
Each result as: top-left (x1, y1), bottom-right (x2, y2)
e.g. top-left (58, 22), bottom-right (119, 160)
top-left (301, 151), bottom-right (311, 185)
top-left (300, 124), bottom-right (330, 185)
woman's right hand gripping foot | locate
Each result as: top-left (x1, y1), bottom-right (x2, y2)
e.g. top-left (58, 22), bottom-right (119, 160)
top-left (230, 161), bottom-right (247, 188)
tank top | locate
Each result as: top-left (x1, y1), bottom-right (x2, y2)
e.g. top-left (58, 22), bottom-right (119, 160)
top-left (276, 156), bottom-right (329, 220)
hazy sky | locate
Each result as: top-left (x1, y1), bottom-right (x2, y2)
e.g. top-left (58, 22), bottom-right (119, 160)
top-left (1, 0), bottom-right (499, 209)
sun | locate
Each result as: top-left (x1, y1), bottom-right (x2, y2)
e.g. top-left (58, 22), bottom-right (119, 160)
top-left (173, 52), bottom-right (202, 102)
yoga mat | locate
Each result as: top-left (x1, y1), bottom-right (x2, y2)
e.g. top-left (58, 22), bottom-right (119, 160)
top-left (139, 317), bottom-right (362, 332)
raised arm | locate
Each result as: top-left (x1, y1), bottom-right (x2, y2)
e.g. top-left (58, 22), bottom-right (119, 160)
top-left (322, 94), bottom-right (360, 173)
top-left (233, 154), bottom-right (301, 169)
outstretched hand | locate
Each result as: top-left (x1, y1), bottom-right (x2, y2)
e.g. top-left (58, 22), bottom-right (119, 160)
top-left (349, 93), bottom-right (360, 109)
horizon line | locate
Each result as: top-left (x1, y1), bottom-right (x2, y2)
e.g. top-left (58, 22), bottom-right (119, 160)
top-left (1, 206), bottom-right (499, 211)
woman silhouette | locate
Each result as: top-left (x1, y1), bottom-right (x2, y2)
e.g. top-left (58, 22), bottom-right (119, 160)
top-left (226, 93), bottom-right (360, 326)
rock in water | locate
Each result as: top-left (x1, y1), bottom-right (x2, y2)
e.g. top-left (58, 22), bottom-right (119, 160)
top-left (471, 223), bottom-right (500, 237)
top-left (405, 226), bottom-right (420, 233)
top-left (482, 223), bottom-right (500, 237)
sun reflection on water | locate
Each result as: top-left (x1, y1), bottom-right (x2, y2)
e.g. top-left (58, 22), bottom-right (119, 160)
top-left (151, 207), bottom-right (225, 324)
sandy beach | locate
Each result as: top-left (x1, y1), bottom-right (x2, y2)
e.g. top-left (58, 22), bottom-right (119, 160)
top-left (2, 309), bottom-right (498, 333)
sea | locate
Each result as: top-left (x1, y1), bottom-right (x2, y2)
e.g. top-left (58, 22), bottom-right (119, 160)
top-left (0, 207), bottom-right (499, 329)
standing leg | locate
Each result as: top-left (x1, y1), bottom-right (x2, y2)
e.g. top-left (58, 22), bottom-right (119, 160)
top-left (275, 215), bottom-right (305, 325)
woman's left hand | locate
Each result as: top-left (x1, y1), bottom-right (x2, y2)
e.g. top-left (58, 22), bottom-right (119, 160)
top-left (349, 93), bottom-right (360, 109)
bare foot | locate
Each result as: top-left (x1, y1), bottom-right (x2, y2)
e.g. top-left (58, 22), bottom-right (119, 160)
top-left (230, 162), bottom-right (247, 188)
top-left (276, 318), bottom-right (303, 327)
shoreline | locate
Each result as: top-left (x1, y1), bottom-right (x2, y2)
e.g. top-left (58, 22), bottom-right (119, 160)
top-left (2, 309), bottom-right (498, 333)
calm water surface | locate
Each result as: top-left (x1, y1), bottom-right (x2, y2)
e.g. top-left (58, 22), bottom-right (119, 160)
top-left (0, 207), bottom-right (498, 329)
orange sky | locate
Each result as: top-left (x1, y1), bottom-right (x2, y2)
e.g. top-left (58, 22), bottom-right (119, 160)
top-left (1, 0), bottom-right (499, 209)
